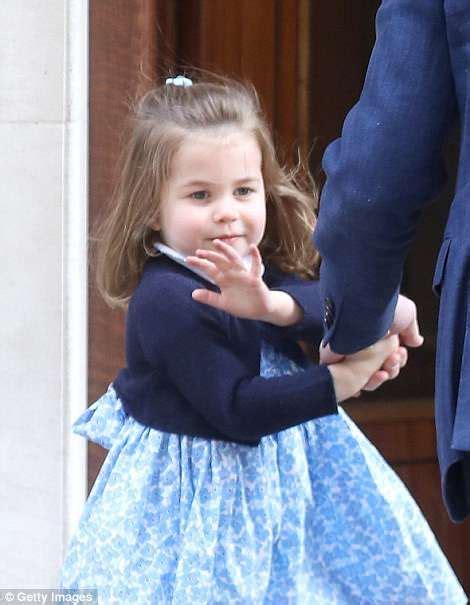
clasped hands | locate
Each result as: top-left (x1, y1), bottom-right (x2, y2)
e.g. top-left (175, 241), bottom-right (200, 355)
top-left (187, 240), bottom-right (423, 402)
top-left (319, 294), bottom-right (423, 398)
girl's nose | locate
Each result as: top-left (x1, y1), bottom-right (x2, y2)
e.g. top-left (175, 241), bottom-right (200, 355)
top-left (213, 198), bottom-right (238, 223)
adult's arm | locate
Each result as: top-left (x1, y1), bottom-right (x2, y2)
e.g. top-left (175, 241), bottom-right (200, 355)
top-left (314, 0), bottom-right (457, 354)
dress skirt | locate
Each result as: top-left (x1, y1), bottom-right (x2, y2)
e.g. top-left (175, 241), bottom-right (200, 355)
top-left (59, 343), bottom-right (467, 604)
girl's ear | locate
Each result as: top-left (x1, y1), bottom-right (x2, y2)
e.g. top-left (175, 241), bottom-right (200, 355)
top-left (149, 216), bottom-right (161, 230)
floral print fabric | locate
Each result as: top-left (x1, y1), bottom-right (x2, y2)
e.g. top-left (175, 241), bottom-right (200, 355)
top-left (59, 343), bottom-right (466, 604)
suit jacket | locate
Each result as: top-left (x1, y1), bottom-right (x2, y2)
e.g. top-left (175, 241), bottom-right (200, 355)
top-left (313, 0), bottom-right (470, 521)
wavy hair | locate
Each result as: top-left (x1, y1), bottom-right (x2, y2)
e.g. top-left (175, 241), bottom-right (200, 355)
top-left (94, 74), bottom-right (320, 309)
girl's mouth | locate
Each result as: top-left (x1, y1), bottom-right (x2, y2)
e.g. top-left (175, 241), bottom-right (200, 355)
top-left (218, 236), bottom-right (240, 242)
top-left (210, 235), bottom-right (243, 245)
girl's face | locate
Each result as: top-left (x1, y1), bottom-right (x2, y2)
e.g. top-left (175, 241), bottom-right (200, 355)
top-left (153, 131), bottom-right (266, 258)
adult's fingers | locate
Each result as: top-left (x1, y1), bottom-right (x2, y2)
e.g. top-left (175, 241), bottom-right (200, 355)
top-left (390, 295), bottom-right (424, 347)
top-left (399, 318), bottom-right (424, 347)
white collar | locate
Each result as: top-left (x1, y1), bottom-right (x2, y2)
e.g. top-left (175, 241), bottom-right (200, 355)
top-left (154, 242), bottom-right (264, 285)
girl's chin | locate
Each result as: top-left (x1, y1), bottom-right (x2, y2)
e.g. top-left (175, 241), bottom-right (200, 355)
top-left (219, 241), bottom-right (250, 256)
top-left (194, 238), bottom-right (253, 257)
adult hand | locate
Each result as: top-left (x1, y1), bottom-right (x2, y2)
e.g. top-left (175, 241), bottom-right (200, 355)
top-left (319, 293), bottom-right (423, 362)
top-left (320, 341), bottom-right (408, 396)
top-left (327, 334), bottom-right (401, 403)
top-left (390, 294), bottom-right (424, 347)
top-left (319, 293), bottom-right (422, 396)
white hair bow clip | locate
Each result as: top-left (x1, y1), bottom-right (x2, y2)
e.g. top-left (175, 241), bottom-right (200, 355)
top-left (165, 75), bottom-right (193, 88)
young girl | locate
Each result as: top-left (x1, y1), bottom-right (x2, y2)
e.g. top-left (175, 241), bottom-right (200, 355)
top-left (59, 75), bottom-right (466, 604)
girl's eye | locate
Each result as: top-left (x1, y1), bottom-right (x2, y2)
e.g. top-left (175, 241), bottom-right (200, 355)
top-left (234, 187), bottom-right (254, 197)
top-left (190, 190), bottom-right (209, 200)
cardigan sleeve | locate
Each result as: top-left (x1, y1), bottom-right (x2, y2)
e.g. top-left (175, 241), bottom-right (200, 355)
top-left (136, 278), bottom-right (337, 442)
top-left (263, 264), bottom-right (324, 345)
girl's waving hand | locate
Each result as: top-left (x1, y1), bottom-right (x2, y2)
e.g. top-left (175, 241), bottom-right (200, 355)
top-left (187, 239), bottom-right (303, 326)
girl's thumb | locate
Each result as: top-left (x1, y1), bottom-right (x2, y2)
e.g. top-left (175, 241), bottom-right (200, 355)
top-left (319, 342), bottom-right (344, 365)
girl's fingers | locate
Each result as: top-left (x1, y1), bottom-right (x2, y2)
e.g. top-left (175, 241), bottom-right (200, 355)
top-left (249, 245), bottom-right (263, 278)
top-left (194, 249), bottom-right (233, 270)
top-left (379, 345), bottom-right (407, 380)
top-left (399, 346), bottom-right (408, 367)
top-left (212, 239), bottom-right (245, 265)
top-left (363, 369), bottom-right (390, 392)
top-left (362, 342), bottom-right (408, 393)
top-left (186, 256), bottom-right (220, 280)
top-left (382, 352), bottom-right (400, 374)
top-left (191, 288), bottom-right (224, 310)
top-left (387, 364), bottom-right (400, 380)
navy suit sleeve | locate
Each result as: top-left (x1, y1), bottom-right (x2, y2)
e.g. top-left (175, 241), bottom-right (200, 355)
top-left (314, 0), bottom-right (457, 354)
top-left (263, 264), bottom-right (324, 345)
top-left (136, 281), bottom-right (337, 442)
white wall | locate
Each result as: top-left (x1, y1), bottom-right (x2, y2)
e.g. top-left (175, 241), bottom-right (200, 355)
top-left (0, 0), bottom-right (88, 586)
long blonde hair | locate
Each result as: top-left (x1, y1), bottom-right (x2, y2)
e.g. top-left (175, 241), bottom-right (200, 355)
top-left (95, 74), bottom-right (320, 309)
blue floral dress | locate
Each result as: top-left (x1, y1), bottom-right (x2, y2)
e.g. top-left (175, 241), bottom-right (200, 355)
top-left (59, 343), bottom-right (467, 604)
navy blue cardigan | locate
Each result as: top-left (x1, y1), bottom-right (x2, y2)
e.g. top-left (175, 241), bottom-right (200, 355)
top-left (113, 254), bottom-right (338, 445)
